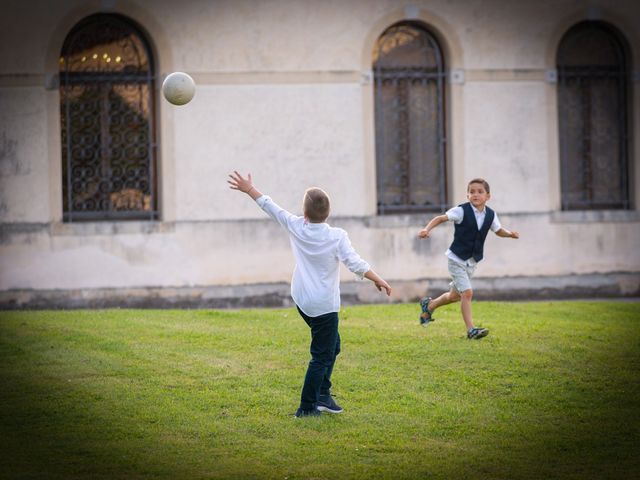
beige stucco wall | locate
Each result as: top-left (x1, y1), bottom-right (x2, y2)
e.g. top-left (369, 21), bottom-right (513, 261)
top-left (0, 88), bottom-right (50, 222)
top-left (1, 0), bottom-right (639, 304)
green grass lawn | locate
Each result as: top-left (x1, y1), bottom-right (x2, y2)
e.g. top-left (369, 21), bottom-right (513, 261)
top-left (1, 301), bottom-right (639, 479)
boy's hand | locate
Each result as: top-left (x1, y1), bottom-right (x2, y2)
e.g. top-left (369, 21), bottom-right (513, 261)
top-left (418, 228), bottom-right (430, 239)
top-left (228, 171), bottom-right (253, 193)
top-left (228, 171), bottom-right (262, 200)
top-left (375, 279), bottom-right (392, 296)
top-left (418, 215), bottom-right (447, 239)
top-left (497, 228), bottom-right (519, 239)
top-left (364, 270), bottom-right (392, 296)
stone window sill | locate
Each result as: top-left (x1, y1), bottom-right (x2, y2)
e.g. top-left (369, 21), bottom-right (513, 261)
top-left (50, 221), bottom-right (175, 236)
top-left (550, 210), bottom-right (639, 224)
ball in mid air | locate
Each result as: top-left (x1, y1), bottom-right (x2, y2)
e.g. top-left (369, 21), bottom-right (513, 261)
top-left (162, 72), bottom-right (195, 106)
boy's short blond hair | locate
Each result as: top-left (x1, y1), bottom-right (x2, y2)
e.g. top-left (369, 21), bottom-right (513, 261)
top-left (303, 187), bottom-right (330, 223)
top-left (467, 178), bottom-right (490, 193)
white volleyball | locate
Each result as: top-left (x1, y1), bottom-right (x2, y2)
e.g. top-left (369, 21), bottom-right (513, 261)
top-left (162, 72), bottom-right (196, 106)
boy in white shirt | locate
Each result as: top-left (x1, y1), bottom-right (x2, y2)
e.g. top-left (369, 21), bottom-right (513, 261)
top-left (417, 178), bottom-right (519, 339)
top-left (228, 171), bottom-right (391, 417)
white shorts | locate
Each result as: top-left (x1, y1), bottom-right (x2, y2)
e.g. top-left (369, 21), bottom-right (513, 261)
top-left (448, 258), bottom-right (476, 293)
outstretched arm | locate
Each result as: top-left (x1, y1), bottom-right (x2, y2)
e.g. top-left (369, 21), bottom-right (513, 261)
top-left (228, 171), bottom-right (296, 230)
top-left (336, 234), bottom-right (391, 296)
top-left (418, 214), bottom-right (448, 239)
top-left (496, 228), bottom-right (519, 239)
top-left (228, 171), bottom-right (263, 200)
top-left (364, 270), bottom-right (392, 296)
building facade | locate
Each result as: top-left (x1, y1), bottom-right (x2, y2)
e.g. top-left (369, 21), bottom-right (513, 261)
top-left (1, 0), bottom-right (639, 308)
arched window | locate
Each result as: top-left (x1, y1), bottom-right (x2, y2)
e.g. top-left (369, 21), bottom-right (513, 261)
top-left (60, 14), bottom-right (158, 221)
top-left (557, 21), bottom-right (631, 210)
top-left (373, 22), bottom-right (447, 214)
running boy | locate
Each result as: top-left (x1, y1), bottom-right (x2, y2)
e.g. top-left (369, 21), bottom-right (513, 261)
top-left (228, 171), bottom-right (392, 417)
top-left (417, 178), bottom-right (519, 339)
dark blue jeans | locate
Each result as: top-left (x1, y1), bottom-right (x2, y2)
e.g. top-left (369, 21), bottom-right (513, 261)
top-left (296, 306), bottom-right (341, 410)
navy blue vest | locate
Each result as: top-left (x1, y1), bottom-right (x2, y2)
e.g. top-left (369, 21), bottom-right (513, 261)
top-left (449, 202), bottom-right (495, 262)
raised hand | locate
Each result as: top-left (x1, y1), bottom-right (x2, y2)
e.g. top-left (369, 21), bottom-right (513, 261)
top-left (227, 171), bottom-right (253, 193)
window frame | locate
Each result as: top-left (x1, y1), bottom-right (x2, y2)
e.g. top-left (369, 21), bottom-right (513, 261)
top-left (556, 20), bottom-right (632, 211)
top-left (373, 21), bottom-right (448, 215)
top-left (59, 13), bottom-right (159, 222)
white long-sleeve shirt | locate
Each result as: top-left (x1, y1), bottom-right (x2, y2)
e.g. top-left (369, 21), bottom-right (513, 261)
top-left (256, 195), bottom-right (370, 317)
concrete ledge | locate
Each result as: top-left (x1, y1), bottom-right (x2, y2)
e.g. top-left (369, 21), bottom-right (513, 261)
top-left (1, 273), bottom-right (638, 310)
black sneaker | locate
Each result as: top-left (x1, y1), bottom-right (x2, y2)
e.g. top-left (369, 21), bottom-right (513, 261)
top-left (419, 297), bottom-right (435, 326)
top-left (317, 394), bottom-right (343, 414)
top-left (467, 327), bottom-right (489, 339)
top-left (294, 407), bottom-right (322, 418)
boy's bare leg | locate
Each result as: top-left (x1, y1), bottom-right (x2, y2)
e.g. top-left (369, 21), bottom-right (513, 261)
top-left (428, 288), bottom-right (460, 312)
top-left (460, 289), bottom-right (474, 330)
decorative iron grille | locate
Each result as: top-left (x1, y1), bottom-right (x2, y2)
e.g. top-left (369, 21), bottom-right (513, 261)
top-left (557, 21), bottom-right (630, 210)
top-left (60, 14), bottom-right (158, 221)
top-left (373, 22), bottom-right (447, 214)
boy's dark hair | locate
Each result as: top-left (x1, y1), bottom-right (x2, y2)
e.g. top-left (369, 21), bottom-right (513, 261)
top-left (303, 187), bottom-right (331, 223)
top-left (467, 178), bottom-right (490, 193)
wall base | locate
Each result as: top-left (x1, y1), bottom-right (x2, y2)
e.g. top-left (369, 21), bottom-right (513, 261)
top-left (1, 273), bottom-right (638, 310)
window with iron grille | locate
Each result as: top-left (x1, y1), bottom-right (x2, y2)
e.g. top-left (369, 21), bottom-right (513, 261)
top-left (373, 22), bottom-right (447, 214)
top-left (557, 21), bottom-right (631, 210)
top-left (60, 14), bottom-right (158, 222)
